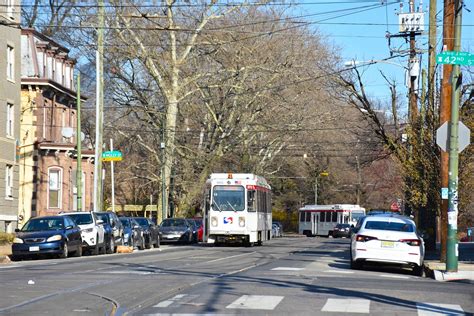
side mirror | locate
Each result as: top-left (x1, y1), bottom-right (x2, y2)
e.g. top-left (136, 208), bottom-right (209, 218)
top-left (133, 225), bottom-right (140, 229)
top-left (15, 228), bottom-right (20, 233)
top-left (97, 219), bottom-right (104, 225)
top-left (65, 225), bottom-right (74, 230)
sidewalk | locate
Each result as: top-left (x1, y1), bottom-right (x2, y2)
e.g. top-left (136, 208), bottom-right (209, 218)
top-left (424, 242), bottom-right (474, 283)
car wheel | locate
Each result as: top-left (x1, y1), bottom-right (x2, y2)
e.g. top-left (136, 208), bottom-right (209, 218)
top-left (72, 245), bottom-right (82, 257)
top-left (107, 237), bottom-right (115, 254)
top-left (145, 236), bottom-right (151, 249)
top-left (138, 237), bottom-right (145, 250)
top-left (413, 264), bottom-right (425, 277)
top-left (155, 236), bottom-right (160, 248)
top-left (91, 236), bottom-right (100, 255)
top-left (59, 242), bottom-right (68, 259)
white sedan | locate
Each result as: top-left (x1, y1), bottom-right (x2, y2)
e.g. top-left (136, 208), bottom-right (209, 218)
top-left (350, 214), bottom-right (425, 276)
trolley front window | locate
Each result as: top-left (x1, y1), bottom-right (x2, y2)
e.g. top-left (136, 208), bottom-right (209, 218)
top-left (212, 185), bottom-right (245, 211)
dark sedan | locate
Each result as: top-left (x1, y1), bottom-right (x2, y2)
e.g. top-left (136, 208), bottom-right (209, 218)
top-left (159, 218), bottom-right (193, 244)
top-left (134, 217), bottom-right (160, 249)
top-left (333, 223), bottom-right (352, 238)
top-left (11, 216), bottom-right (82, 260)
top-left (119, 217), bottom-right (145, 250)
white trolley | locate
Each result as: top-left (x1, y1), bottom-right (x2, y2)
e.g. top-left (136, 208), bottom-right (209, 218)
top-left (298, 204), bottom-right (366, 237)
top-left (203, 173), bottom-right (272, 246)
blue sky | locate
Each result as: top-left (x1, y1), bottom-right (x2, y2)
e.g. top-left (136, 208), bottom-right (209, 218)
top-left (294, 0), bottom-right (473, 104)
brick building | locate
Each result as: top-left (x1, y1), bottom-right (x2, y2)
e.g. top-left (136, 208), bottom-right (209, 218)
top-left (19, 29), bottom-right (95, 224)
top-left (0, 0), bottom-right (21, 232)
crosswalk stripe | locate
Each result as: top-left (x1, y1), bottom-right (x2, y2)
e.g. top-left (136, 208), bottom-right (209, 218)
top-left (417, 303), bottom-right (465, 316)
top-left (321, 299), bottom-right (370, 314)
top-left (226, 295), bottom-right (284, 310)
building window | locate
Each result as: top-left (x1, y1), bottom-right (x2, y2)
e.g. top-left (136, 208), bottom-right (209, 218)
top-left (48, 168), bottom-right (62, 208)
top-left (7, 0), bottom-right (14, 19)
top-left (6, 103), bottom-right (14, 137)
top-left (7, 45), bottom-right (14, 81)
top-left (5, 165), bottom-right (13, 198)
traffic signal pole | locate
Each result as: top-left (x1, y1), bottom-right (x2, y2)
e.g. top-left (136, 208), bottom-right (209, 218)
top-left (446, 0), bottom-right (463, 273)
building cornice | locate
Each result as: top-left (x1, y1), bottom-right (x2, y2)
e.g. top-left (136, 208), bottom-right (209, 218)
top-left (21, 78), bottom-right (88, 101)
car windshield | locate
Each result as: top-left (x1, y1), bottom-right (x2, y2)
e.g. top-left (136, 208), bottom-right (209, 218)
top-left (364, 220), bottom-right (414, 232)
top-left (96, 213), bottom-right (110, 224)
top-left (120, 218), bottom-right (131, 228)
top-left (134, 218), bottom-right (149, 226)
top-left (212, 185), bottom-right (245, 211)
top-left (337, 224), bottom-right (350, 228)
top-left (65, 214), bottom-right (93, 225)
top-left (22, 218), bottom-right (64, 231)
top-left (161, 219), bottom-right (187, 227)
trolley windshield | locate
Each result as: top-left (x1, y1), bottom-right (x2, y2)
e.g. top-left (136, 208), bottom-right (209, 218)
top-left (212, 185), bottom-right (245, 211)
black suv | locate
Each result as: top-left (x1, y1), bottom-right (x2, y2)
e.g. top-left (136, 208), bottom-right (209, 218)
top-left (134, 217), bottom-right (160, 249)
top-left (95, 212), bottom-right (124, 253)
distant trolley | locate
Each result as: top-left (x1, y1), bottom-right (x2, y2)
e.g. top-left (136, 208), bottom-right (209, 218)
top-left (203, 173), bottom-right (272, 246)
top-left (298, 204), bottom-right (366, 237)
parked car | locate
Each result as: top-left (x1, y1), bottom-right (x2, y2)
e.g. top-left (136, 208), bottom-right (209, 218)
top-left (60, 212), bottom-right (106, 255)
top-left (11, 216), bottom-right (82, 260)
top-left (333, 223), bottom-right (352, 238)
top-left (96, 212), bottom-right (124, 253)
top-left (119, 217), bottom-right (145, 250)
top-left (187, 218), bottom-right (203, 242)
top-left (272, 221), bottom-right (284, 237)
top-left (350, 214), bottom-right (425, 276)
top-left (134, 217), bottom-right (160, 249)
top-left (159, 218), bottom-right (193, 244)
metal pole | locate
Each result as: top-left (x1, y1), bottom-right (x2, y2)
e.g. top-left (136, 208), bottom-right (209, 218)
top-left (161, 115), bottom-right (167, 220)
top-left (446, 0), bottom-right (462, 273)
top-left (440, 0), bottom-right (455, 262)
top-left (76, 73), bottom-right (82, 212)
top-left (110, 139), bottom-right (115, 213)
top-left (93, 0), bottom-right (105, 212)
top-left (314, 177), bottom-right (318, 205)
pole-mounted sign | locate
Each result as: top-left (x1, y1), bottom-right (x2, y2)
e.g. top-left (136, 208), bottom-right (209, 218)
top-left (436, 121), bottom-right (470, 153)
top-left (102, 150), bottom-right (123, 162)
top-left (436, 51), bottom-right (473, 66)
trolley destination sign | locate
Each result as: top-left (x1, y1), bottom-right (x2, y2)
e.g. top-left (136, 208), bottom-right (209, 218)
top-left (102, 150), bottom-right (123, 161)
top-left (436, 51), bottom-right (473, 66)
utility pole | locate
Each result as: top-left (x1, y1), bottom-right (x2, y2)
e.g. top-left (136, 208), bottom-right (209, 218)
top-left (76, 73), bottom-right (82, 212)
top-left (408, 0), bottom-right (419, 123)
top-left (93, 0), bottom-right (105, 212)
top-left (427, 0), bottom-right (437, 120)
top-left (439, 0), bottom-right (455, 262)
top-left (446, 0), bottom-right (463, 273)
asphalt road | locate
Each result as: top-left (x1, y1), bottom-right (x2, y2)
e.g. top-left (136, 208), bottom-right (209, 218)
top-left (0, 237), bottom-right (472, 316)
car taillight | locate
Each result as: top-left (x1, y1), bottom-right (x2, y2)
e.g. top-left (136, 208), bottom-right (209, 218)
top-left (399, 239), bottom-right (421, 246)
top-left (356, 234), bottom-right (378, 242)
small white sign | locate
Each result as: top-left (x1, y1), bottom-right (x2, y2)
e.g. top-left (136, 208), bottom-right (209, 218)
top-left (441, 188), bottom-right (449, 200)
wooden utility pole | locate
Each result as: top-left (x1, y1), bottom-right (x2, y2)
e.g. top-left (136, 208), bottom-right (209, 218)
top-left (427, 0), bottom-right (437, 119)
top-left (94, 0), bottom-right (105, 212)
top-left (408, 1), bottom-right (419, 123)
top-left (439, 0), bottom-right (455, 262)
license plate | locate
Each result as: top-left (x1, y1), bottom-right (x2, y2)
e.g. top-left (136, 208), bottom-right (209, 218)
top-left (29, 246), bottom-right (40, 252)
top-left (381, 241), bottom-right (394, 248)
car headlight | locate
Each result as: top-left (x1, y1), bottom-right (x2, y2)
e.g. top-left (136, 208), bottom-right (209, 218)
top-left (13, 237), bottom-right (23, 244)
top-left (47, 235), bottom-right (62, 242)
top-left (239, 217), bottom-right (245, 227)
top-left (82, 228), bottom-right (94, 233)
top-left (211, 217), bottom-right (218, 227)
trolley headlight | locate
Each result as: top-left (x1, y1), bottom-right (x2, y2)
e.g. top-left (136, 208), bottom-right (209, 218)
top-left (239, 217), bottom-right (245, 227)
top-left (211, 217), bottom-right (218, 227)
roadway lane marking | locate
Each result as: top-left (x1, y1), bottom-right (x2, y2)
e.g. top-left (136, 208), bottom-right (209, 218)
top-left (205, 252), bottom-right (256, 263)
top-left (379, 274), bottom-right (410, 279)
top-left (323, 270), bottom-right (354, 274)
top-left (417, 303), bottom-right (465, 316)
top-left (153, 294), bottom-right (202, 308)
top-left (321, 299), bottom-right (370, 314)
top-left (272, 267), bottom-right (304, 271)
top-left (226, 295), bottom-right (284, 310)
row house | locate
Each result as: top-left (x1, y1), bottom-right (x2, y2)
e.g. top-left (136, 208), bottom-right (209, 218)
top-left (0, 0), bottom-right (21, 232)
top-left (19, 29), bottom-right (95, 225)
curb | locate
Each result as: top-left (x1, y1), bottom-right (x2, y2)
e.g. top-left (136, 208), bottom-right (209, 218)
top-left (425, 263), bottom-right (474, 283)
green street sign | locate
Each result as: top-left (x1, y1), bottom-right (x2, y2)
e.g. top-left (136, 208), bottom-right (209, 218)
top-left (436, 51), bottom-right (473, 66)
top-left (102, 150), bottom-right (123, 161)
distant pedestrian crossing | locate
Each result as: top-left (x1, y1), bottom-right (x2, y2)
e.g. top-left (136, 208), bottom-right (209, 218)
top-left (143, 294), bottom-right (466, 315)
